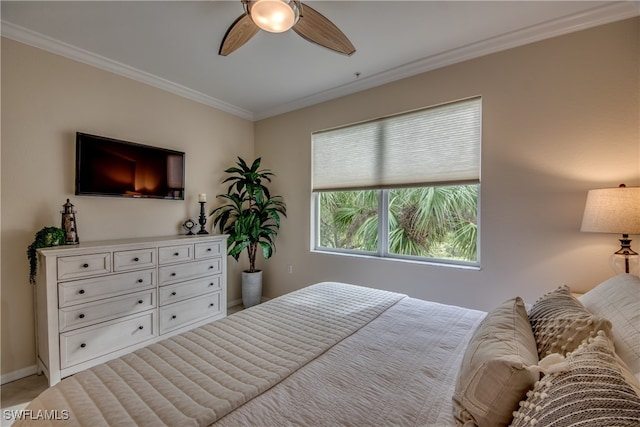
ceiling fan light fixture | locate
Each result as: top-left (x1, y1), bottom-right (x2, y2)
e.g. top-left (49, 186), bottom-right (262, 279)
top-left (250, 0), bottom-right (299, 33)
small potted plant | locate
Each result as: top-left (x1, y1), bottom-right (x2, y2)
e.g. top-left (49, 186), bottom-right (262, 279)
top-left (27, 226), bottom-right (66, 284)
top-left (210, 157), bottom-right (287, 308)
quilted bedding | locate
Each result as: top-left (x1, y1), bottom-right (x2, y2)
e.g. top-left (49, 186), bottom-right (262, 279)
top-left (16, 282), bottom-right (405, 426)
top-left (17, 281), bottom-right (486, 426)
top-left (216, 295), bottom-right (485, 426)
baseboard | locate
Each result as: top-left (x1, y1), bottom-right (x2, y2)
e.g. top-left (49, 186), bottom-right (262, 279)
top-left (1, 364), bottom-right (38, 385)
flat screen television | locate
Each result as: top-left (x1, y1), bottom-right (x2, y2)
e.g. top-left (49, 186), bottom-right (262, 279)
top-left (75, 132), bottom-right (185, 200)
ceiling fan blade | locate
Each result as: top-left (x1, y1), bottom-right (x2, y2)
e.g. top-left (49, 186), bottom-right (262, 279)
top-left (219, 13), bottom-right (260, 56)
top-left (293, 3), bottom-right (355, 56)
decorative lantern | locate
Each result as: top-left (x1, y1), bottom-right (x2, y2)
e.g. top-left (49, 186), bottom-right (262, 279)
top-left (61, 199), bottom-right (79, 244)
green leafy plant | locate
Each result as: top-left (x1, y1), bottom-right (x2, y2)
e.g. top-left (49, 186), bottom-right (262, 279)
top-left (27, 226), bottom-right (66, 284)
top-left (318, 185), bottom-right (478, 261)
top-left (210, 157), bottom-right (287, 273)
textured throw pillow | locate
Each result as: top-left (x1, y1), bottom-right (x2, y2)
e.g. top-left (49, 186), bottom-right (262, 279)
top-left (528, 285), bottom-right (612, 358)
top-left (510, 333), bottom-right (640, 427)
top-left (453, 297), bottom-right (539, 427)
top-left (579, 274), bottom-right (640, 378)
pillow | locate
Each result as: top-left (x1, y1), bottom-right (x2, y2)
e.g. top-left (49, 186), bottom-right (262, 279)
top-left (452, 297), bottom-right (539, 427)
top-left (579, 274), bottom-right (640, 378)
top-left (528, 285), bottom-right (612, 358)
top-left (510, 333), bottom-right (640, 427)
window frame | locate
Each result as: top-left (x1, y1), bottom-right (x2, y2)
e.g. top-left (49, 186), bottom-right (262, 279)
top-left (310, 97), bottom-right (482, 269)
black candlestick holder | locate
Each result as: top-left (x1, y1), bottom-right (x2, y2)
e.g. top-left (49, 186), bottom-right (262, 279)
top-left (197, 201), bottom-right (209, 234)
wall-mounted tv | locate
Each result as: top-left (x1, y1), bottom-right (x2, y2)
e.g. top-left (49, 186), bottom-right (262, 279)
top-left (75, 132), bottom-right (185, 200)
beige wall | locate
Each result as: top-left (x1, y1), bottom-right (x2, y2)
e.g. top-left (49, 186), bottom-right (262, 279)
top-left (1, 38), bottom-right (254, 376)
top-left (255, 18), bottom-right (639, 308)
top-left (1, 18), bottom-right (638, 379)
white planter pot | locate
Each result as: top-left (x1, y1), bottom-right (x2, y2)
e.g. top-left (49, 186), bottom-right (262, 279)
top-left (242, 270), bottom-right (263, 308)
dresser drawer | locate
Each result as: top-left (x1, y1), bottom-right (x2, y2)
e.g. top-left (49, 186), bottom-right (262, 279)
top-left (57, 253), bottom-right (111, 281)
top-left (159, 292), bottom-right (222, 334)
top-left (195, 241), bottom-right (223, 259)
top-left (159, 275), bottom-right (222, 306)
top-left (158, 244), bottom-right (193, 264)
top-left (59, 289), bottom-right (156, 332)
top-left (114, 248), bottom-right (155, 271)
top-left (60, 311), bottom-right (155, 369)
top-left (158, 258), bottom-right (222, 286)
top-left (58, 269), bottom-right (155, 308)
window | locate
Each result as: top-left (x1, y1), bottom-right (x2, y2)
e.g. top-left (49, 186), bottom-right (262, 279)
top-left (312, 97), bottom-right (481, 265)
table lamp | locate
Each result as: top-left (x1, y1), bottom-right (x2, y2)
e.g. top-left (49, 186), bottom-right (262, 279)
top-left (581, 184), bottom-right (640, 275)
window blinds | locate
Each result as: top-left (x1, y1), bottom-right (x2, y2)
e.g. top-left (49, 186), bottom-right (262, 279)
top-left (312, 97), bottom-right (481, 192)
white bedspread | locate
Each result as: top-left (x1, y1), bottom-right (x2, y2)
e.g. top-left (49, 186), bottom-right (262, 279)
top-left (215, 296), bottom-right (485, 426)
top-left (17, 282), bottom-right (404, 426)
top-left (18, 282), bottom-right (486, 426)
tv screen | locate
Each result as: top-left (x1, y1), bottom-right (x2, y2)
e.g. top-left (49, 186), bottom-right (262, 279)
top-left (75, 133), bottom-right (185, 200)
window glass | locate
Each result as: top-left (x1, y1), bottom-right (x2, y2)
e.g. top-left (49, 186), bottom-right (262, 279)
top-left (318, 190), bottom-right (378, 252)
top-left (387, 185), bottom-right (478, 261)
top-left (316, 185), bottom-right (478, 263)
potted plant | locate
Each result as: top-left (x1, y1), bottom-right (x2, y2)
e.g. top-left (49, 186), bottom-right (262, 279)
top-left (27, 226), bottom-right (66, 284)
top-left (210, 157), bottom-right (287, 308)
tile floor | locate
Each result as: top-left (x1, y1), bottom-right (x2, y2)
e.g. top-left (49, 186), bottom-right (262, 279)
top-left (1, 374), bottom-right (49, 426)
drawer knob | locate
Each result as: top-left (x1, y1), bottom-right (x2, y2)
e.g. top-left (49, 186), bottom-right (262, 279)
top-left (82, 263), bottom-right (89, 268)
top-left (207, 248), bottom-right (212, 252)
top-left (173, 252), bottom-right (179, 256)
top-left (170, 272), bottom-right (176, 277)
top-left (78, 289), bottom-right (85, 295)
top-left (138, 300), bottom-right (143, 304)
top-left (171, 315), bottom-right (177, 319)
top-left (133, 257), bottom-right (140, 262)
top-left (171, 291), bottom-right (177, 296)
top-left (209, 303), bottom-right (215, 307)
top-left (209, 282), bottom-right (214, 287)
top-left (137, 279), bottom-right (144, 283)
top-left (79, 313), bottom-right (85, 319)
top-left (80, 343), bottom-right (86, 348)
top-left (209, 265), bottom-right (214, 269)
top-left (138, 326), bottom-right (144, 330)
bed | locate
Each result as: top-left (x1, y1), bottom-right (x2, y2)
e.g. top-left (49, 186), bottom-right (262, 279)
top-left (15, 277), bottom-right (640, 426)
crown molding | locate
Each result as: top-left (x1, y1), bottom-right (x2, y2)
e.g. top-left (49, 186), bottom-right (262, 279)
top-left (2, 1), bottom-right (638, 122)
top-left (1, 20), bottom-right (256, 121)
top-left (254, 1), bottom-right (639, 120)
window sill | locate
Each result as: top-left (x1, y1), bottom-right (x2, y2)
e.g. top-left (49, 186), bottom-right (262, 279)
top-left (311, 249), bottom-right (481, 271)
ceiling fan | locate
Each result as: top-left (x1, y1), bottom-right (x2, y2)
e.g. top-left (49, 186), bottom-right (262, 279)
top-left (219, 0), bottom-right (356, 56)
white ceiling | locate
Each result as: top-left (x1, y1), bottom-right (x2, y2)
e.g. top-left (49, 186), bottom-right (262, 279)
top-left (2, 1), bottom-right (638, 120)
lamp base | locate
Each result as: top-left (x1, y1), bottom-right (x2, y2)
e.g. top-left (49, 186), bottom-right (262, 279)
top-left (610, 235), bottom-right (639, 276)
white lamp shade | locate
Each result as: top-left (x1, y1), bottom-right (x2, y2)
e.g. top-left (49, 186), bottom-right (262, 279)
top-left (250, 0), bottom-right (299, 33)
top-left (581, 186), bottom-right (640, 234)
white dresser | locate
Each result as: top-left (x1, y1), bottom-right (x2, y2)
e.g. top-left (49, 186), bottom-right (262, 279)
top-left (35, 234), bottom-right (228, 386)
